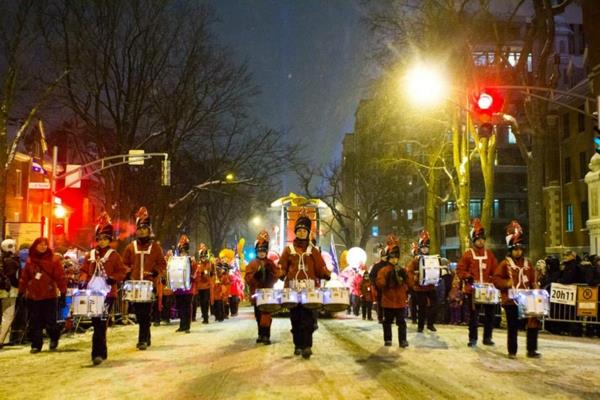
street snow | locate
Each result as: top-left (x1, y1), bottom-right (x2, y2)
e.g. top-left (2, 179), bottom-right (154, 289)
top-left (1, 306), bottom-right (599, 400)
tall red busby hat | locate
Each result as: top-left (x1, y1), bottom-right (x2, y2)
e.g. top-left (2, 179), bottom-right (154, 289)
top-left (418, 230), bottom-right (430, 249)
top-left (177, 234), bottom-right (190, 252)
top-left (95, 211), bottom-right (114, 241)
top-left (470, 218), bottom-right (485, 242)
top-left (135, 207), bottom-right (151, 230)
top-left (505, 220), bottom-right (525, 249)
top-left (198, 242), bottom-right (209, 258)
top-left (385, 234), bottom-right (400, 259)
top-left (410, 242), bottom-right (419, 256)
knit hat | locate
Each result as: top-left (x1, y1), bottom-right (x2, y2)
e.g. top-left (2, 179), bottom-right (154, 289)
top-left (505, 220), bottom-right (525, 249)
top-left (294, 208), bottom-right (312, 233)
top-left (470, 218), bottom-right (485, 242)
top-left (255, 230), bottom-right (269, 254)
top-left (95, 212), bottom-right (114, 241)
top-left (135, 207), bottom-right (151, 230)
top-left (1, 238), bottom-right (16, 253)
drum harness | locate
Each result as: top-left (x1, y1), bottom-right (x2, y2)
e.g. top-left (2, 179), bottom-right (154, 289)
top-left (133, 240), bottom-right (152, 280)
top-left (468, 248), bottom-right (487, 284)
top-left (506, 256), bottom-right (530, 302)
top-left (288, 243), bottom-right (313, 291)
top-left (86, 249), bottom-right (115, 317)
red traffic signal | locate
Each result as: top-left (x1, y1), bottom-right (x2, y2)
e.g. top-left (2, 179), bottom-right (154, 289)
top-left (470, 88), bottom-right (504, 116)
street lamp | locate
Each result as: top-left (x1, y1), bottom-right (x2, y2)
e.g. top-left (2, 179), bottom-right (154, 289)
top-left (403, 64), bottom-right (450, 106)
top-left (251, 216), bottom-right (262, 226)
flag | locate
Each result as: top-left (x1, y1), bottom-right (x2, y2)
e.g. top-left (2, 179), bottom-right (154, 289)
top-left (330, 235), bottom-right (340, 275)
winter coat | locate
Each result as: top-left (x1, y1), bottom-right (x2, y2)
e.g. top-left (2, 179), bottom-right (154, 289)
top-left (245, 258), bottom-right (279, 305)
top-left (351, 274), bottom-right (363, 296)
top-left (80, 247), bottom-right (127, 298)
top-left (457, 247), bottom-right (498, 294)
top-left (406, 256), bottom-right (436, 292)
top-left (0, 253), bottom-right (20, 292)
top-left (229, 271), bottom-right (245, 298)
top-left (375, 264), bottom-right (409, 308)
top-left (213, 272), bottom-right (230, 301)
top-left (360, 277), bottom-right (374, 302)
top-left (492, 256), bottom-right (537, 305)
top-left (279, 239), bottom-right (330, 288)
top-left (558, 259), bottom-right (583, 284)
top-left (192, 260), bottom-right (214, 291)
top-left (19, 247), bottom-right (66, 301)
top-left (122, 239), bottom-right (166, 287)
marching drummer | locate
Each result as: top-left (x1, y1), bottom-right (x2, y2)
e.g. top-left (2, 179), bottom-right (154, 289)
top-left (245, 230), bottom-right (279, 345)
top-left (173, 234), bottom-right (194, 333)
top-left (375, 237), bottom-right (409, 348)
top-left (79, 212), bottom-right (127, 365)
top-left (191, 243), bottom-right (214, 324)
top-left (279, 209), bottom-right (331, 359)
top-left (492, 221), bottom-right (541, 359)
top-left (457, 218), bottom-right (498, 348)
top-left (406, 231), bottom-right (438, 333)
top-left (122, 207), bottom-right (166, 350)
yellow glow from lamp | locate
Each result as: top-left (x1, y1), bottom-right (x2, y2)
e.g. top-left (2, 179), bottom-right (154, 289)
top-left (404, 65), bottom-right (449, 106)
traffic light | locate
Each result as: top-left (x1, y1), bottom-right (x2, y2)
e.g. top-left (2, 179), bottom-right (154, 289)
top-left (470, 88), bottom-right (504, 117)
top-left (53, 222), bottom-right (65, 235)
top-left (594, 127), bottom-right (600, 155)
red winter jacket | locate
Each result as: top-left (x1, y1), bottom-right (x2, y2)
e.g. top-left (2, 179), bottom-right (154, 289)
top-left (457, 247), bottom-right (498, 294)
top-left (80, 247), bottom-right (127, 298)
top-left (19, 242), bottom-right (67, 301)
top-left (376, 264), bottom-right (409, 308)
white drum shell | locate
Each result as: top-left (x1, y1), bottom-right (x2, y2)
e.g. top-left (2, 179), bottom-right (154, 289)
top-left (280, 288), bottom-right (298, 308)
top-left (72, 289), bottom-right (106, 317)
top-left (322, 287), bottom-right (350, 312)
top-left (167, 256), bottom-right (191, 291)
top-left (516, 289), bottom-right (549, 317)
top-left (255, 288), bottom-right (282, 313)
top-left (473, 283), bottom-right (500, 304)
top-left (300, 289), bottom-right (323, 310)
top-left (123, 280), bottom-right (154, 302)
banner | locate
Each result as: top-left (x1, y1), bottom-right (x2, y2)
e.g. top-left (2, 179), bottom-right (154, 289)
top-left (576, 286), bottom-right (598, 317)
top-left (549, 283), bottom-right (577, 306)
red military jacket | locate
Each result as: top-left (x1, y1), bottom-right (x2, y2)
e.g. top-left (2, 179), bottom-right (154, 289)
top-left (192, 260), bottom-right (215, 291)
top-left (457, 247), bottom-right (498, 294)
top-left (80, 247), bottom-right (127, 298)
top-left (279, 240), bottom-right (330, 288)
top-left (19, 251), bottom-right (67, 301)
top-left (406, 256), bottom-right (435, 292)
top-left (492, 256), bottom-right (537, 305)
top-left (376, 264), bottom-right (409, 308)
top-left (122, 239), bottom-right (166, 286)
top-left (245, 258), bottom-right (279, 305)
top-left (213, 271), bottom-right (230, 301)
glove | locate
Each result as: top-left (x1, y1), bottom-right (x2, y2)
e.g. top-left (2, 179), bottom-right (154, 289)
top-left (396, 268), bottom-right (408, 281)
top-left (465, 276), bottom-right (474, 284)
top-left (105, 277), bottom-right (116, 285)
top-left (151, 270), bottom-right (159, 278)
top-left (386, 271), bottom-right (398, 288)
top-left (58, 294), bottom-right (66, 309)
top-left (125, 272), bottom-right (132, 281)
top-left (78, 281), bottom-right (87, 290)
top-left (323, 275), bottom-right (331, 281)
top-left (161, 277), bottom-right (167, 285)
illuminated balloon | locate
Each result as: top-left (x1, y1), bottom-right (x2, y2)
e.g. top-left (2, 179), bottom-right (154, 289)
top-left (347, 247), bottom-right (367, 269)
top-left (339, 250), bottom-right (348, 269)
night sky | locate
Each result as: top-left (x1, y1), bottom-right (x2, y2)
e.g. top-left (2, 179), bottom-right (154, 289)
top-left (209, 0), bottom-right (372, 191)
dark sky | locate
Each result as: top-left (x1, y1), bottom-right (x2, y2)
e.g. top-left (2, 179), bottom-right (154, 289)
top-left (208, 0), bottom-right (372, 191)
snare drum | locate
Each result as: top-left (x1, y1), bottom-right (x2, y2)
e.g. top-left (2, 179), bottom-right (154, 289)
top-left (167, 256), bottom-right (191, 291)
top-left (473, 283), bottom-right (500, 304)
top-left (123, 280), bottom-right (154, 303)
top-left (72, 289), bottom-right (106, 317)
top-left (516, 289), bottom-right (549, 318)
top-left (280, 288), bottom-right (298, 309)
top-left (255, 288), bottom-right (282, 313)
top-left (322, 287), bottom-right (350, 313)
top-left (300, 289), bottom-right (323, 310)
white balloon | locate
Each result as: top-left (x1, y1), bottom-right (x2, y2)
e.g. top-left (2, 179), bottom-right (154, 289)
top-left (347, 247), bottom-right (367, 268)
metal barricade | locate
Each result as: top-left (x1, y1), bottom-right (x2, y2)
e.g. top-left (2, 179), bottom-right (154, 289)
top-left (542, 284), bottom-right (600, 330)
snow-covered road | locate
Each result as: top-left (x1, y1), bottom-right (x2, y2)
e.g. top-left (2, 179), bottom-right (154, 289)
top-left (1, 306), bottom-right (599, 400)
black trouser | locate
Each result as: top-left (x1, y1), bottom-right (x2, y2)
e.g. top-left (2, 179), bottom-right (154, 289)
top-left (409, 290), bottom-right (418, 323)
top-left (383, 307), bottom-right (407, 344)
top-left (152, 295), bottom-right (171, 323)
top-left (230, 296), bottom-right (240, 316)
top-left (224, 297), bottom-right (230, 317)
top-left (415, 290), bottom-right (437, 330)
top-left (466, 294), bottom-right (495, 342)
top-left (132, 302), bottom-right (153, 345)
top-left (503, 304), bottom-right (538, 355)
top-left (197, 289), bottom-right (211, 322)
top-left (175, 293), bottom-right (192, 331)
top-left (213, 300), bottom-right (224, 321)
top-left (362, 299), bottom-right (373, 320)
top-left (27, 298), bottom-right (60, 350)
top-left (376, 292), bottom-right (383, 322)
top-left (290, 305), bottom-right (316, 349)
top-left (253, 305), bottom-right (271, 339)
top-left (92, 298), bottom-right (114, 359)
top-left (351, 294), bottom-right (360, 316)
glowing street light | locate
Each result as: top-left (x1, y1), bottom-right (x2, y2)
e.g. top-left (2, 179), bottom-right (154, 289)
top-left (225, 173), bottom-right (235, 182)
top-left (251, 216), bottom-right (262, 226)
top-left (403, 64), bottom-right (449, 106)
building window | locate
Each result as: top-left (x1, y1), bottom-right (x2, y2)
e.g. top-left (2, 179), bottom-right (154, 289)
top-left (493, 199), bottom-right (500, 218)
top-left (371, 226), bottom-right (379, 237)
top-left (562, 113), bottom-right (570, 139)
top-left (469, 199), bottom-right (481, 218)
top-left (581, 201), bottom-right (589, 228)
top-left (407, 209), bottom-right (413, 220)
top-left (566, 204), bottom-right (574, 232)
top-left (580, 151), bottom-right (589, 179)
top-left (391, 209), bottom-right (398, 221)
top-left (564, 157), bottom-right (571, 183)
top-left (578, 111), bottom-right (585, 133)
top-left (15, 169), bottom-right (22, 198)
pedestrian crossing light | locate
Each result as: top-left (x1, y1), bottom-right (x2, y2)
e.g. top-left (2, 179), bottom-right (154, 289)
top-left (161, 159), bottom-right (171, 186)
top-left (471, 88), bottom-right (504, 117)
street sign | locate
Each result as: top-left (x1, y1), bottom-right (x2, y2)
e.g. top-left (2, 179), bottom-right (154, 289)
top-left (576, 286), bottom-right (598, 317)
top-left (128, 149), bottom-right (145, 165)
top-left (549, 282), bottom-right (577, 306)
top-left (28, 181), bottom-right (51, 190)
top-left (65, 164), bottom-right (82, 188)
